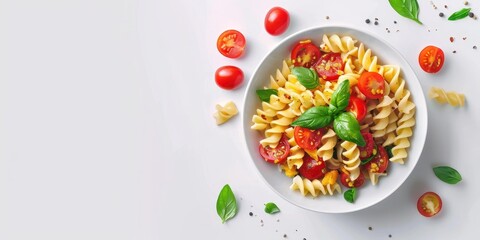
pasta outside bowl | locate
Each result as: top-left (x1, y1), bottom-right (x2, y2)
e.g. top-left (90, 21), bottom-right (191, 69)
top-left (242, 26), bottom-right (428, 213)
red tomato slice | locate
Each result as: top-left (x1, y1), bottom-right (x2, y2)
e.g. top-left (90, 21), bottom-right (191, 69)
top-left (340, 171), bottom-right (365, 188)
top-left (313, 53), bottom-right (344, 81)
top-left (357, 72), bottom-right (385, 99)
top-left (264, 7), bottom-right (290, 36)
top-left (291, 40), bottom-right (322, 68)
top-left (418, 45), bottom-right (444, 73)
top-left (417, 192), bottom-right (442, 217)
top-left (346, 96), bottom-right (367, 122)
top-left (298, 155), bottom-right (326, 180)
top-left (216, 29), bottom-right (246, 58)
top-left (365, 145), bottom-right (389, 174)
top-left (293, 126), bottom-right (323, 150)
top-left (215, 66), bottom-right (244, 90)
top-left (358, 131), bottom-right (374, 160)
top-left (259, 134), bottom-right (290, 164)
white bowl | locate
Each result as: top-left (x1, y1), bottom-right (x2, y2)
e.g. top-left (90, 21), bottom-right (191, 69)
top-left (242, 26), bottom-right (428, 213)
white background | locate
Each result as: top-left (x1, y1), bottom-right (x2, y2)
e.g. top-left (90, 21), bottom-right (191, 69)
top-left (1, 0), bottom-right (479, 239)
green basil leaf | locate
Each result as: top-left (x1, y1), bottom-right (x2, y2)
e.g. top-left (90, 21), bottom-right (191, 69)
top-left (256, 89), bottom-right (278, 102)
top-left (216, 184), bottom-right (237, 223)
top-left (333, 112), bottom-right (366, 147)
top-left (385, 145), bottom-right (394, 159)
top-left (388, 0), bottom-right (422, 24)
top-left (291, 106), bottom-right (333, 130)
top-left (292, 67), bottom-right (319, 90)
top-left (344, 187), bottom-right (357, 203)
top-left (360, 144), bottom-right (378, 165)
top-left (448, 8), bottom-right (471, 21)
top-left (264, 202), bottom-right (280, 214)
top-left (433, 166), bottom-right (462, 184)
top-left (330, 80), bottom-right (350, 112)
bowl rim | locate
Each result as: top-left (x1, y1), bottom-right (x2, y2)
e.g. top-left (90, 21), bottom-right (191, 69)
top-left (242, 24), bottom-right (428, 213)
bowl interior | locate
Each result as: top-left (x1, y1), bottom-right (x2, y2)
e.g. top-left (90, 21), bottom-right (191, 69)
top-left (242, 26), bottom-right (427, 213)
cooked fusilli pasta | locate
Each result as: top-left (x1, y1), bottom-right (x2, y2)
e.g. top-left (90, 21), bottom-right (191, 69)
top-left (429, 87), bottom-right (465, 107)
top-left (214, 101), bottom-right (238, 125)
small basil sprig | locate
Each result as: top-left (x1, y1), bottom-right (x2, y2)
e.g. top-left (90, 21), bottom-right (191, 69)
top-left (291, 67), bottom-right (319, 90)
top-left (256, 89), bottom-right (278, 102)
top-left (291, 106), bottom-right (332, 129)
top-left (344, 187), bottom-right (357, 203)
top-left (433, 166), bottom-right (462, 184)
top-left (291, 80), bottom-right (365, 147)
top-left (264, 202), bottom-right (281, 214)
top-left (448, 8), bottom-right (471, 21)
top-left (216, 184), bottom-right (237, 223)
top-left (385, 145), bottom-right (394, 159)
top-left (333, 112), bottom-right (366, 147)
top-left (388, 0), bottom-right (422, 24)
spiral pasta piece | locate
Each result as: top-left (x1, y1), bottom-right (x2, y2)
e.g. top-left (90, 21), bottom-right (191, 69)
top-left (368, 172), bottom-right (387, 186)
top-left (269, 60), bottom-right (290, 89)
top-left (371, 96), bottom-right (394, 139)
top-left (390, 109), bottom-right (416, 164)
top-left (290, 175), bottom-right (341, 197)
top-left (285, 127), bottom-right (305, 169)
top-left (340, 141), bottom-right (361, 180)
top-left (317, 129), bottom-right (337, 161)
top-left (429, 87), bottom-right (465, 107)
top-left (383, 110), bottom-right (398, 146)
top-left (357, 43), bottom-right (379, 72)
top-left (320, 34), bottom-right (358, 61)
top-left (214, 101), bottom-right (238, 125)
top-left (383, 65), bottom-right (415, 114)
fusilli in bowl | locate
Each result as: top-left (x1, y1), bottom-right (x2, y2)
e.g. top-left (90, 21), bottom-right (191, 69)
top-left (242, 26), bottom-right (427, 213)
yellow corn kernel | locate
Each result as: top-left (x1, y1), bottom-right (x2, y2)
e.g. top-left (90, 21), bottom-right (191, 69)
top-left (281, 164), bottom-right (298, 178)
top-left (322, 170), bottom-right (339, 185)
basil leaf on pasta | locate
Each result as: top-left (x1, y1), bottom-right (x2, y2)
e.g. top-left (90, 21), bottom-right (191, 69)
top-left (333, 112), bottom-right (366, 147)
top-left (344, 188), bottom-right (357, 203)
top-left (330, 80), bottom-right (350, 113)
top-left (433, 166), bottom-right (462, 184)
top-left (448, 8), bottom-right (471, 21)
top-left (256, 89), bottom-right (278, 102)
top-left (264, 202), bottom-right (280, 214)
top-left (292, 67), bottom-right (319, 90)
top-left (388, 0), bottom-right (422, 24)
top-left (216, 184), bottom-right (237, 223)
top-left (291, 106), bottom-right (333, 130)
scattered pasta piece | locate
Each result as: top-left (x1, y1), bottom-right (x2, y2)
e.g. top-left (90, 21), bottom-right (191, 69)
top-left (214, 101), bottom-right (238, 125)
top-left (429, 87), bottom-right (465, 107)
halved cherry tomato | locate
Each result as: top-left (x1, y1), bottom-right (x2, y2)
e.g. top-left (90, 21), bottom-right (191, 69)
top-left (264, 7), bottom-right (290, 36)
top-left (418, 45), bottom-right (444, 73)
top-left (365, 145), bottom-right (389, 174)
top-left (259, 135), bottom-right (290, 164)
top-left (313, 53), bottom-right (344, 81)
top-left (357, 72), bottom-right (385, 99)
top-left (215, 66), bottom-right (244, 90)
top-left (346, 96), bottom-right (367, 122)
top-left (358, 131), bottom-right (374, 160)
top-left (417, 192), bottom-right (442, 217)
top-left (291, 40), bottom-right (322, 68)
top-left (216, 29), bottom-right (246, 58)
top-left (293, 126), bottom-right (323, 150)
top-left (340, 171), bottom-right (365, 188)
top-left (298, 155), bottom-right (326, 180)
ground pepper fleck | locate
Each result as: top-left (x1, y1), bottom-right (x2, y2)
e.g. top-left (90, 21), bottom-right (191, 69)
top-left (326, 16), bottom-right (330, 20)
top-left (368, 227), bottom-right (373, 231)
top-left (469, 12), bottom-right (474, 18)
top-left (439, 12), bottom-right (444, 17)
top-left (453, 50), bottom-right (457, 53)
top-left (444, 5), bottom-right (448, 8)
top-left (394, 20), bottom-right (397, 24)
top-left (473, 45), bottom-right (477, 49)
top-left (374, 21), bottom-right (378, 25)
top-left (366, 19), bottom-right (371, 24)
top-left (249, 212), bottom-right (253, 216)
top-left (463, 37), bottom-right (467, 40)
top-left (283, 234), bottom-right (287, 238)
top-left (389, 234), bottom-right (392, 238)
